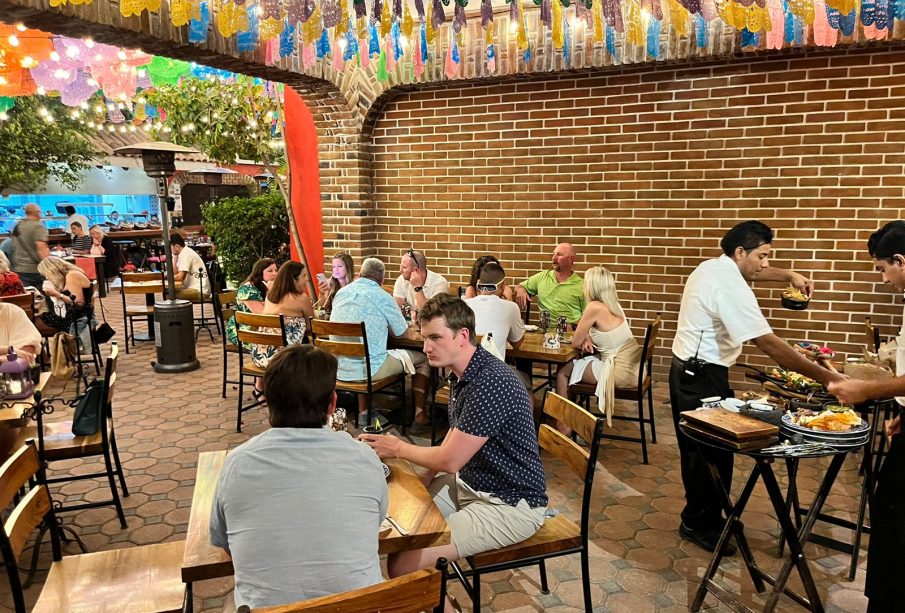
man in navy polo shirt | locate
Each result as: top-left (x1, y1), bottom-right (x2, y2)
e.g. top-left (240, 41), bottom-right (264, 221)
top-left (360, 294), bottom-right (547, 592)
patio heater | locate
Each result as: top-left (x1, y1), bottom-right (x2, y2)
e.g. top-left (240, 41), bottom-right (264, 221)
top-left (114, 142), bottom-right (201, 373)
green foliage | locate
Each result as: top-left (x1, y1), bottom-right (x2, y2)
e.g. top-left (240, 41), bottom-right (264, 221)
top-left (144, 78), bottom-right (285, 167)
top-left (0, 97), bottom-right (99, 194)
top-left (201, 191), bottom-right (289, 284)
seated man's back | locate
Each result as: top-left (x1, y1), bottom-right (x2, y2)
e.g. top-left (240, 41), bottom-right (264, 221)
top-left (210, 346), bottom-right (388, 608)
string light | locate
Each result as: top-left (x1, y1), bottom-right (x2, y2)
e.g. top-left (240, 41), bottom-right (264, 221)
top-left (84, 37), bottom-right (94, 48)
top-left (49, 51), bottom-right (60, 61)
top-left (7, 35), bottom-right (19, 47)
top-left (15, 23), bottom-right (26, 32)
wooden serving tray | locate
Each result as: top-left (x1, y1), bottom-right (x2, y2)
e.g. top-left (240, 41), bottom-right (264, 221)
top-left (681, 421), bottom-right (778, 451)
top-left (680, 408), bottom-right (779, 441)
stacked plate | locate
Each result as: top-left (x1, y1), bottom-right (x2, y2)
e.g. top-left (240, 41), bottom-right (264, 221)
top-left (779, 413), bottom-right (870, 449)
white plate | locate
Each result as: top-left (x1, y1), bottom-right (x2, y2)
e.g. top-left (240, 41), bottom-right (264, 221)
top-left (719, 398), bottom-right (745, 413)
top-left (524, 325), bottom-right (539, 332)
top-left (382, 463), bottom-right (391, 479)
top-left (781, 413), bottom-right (869, 437)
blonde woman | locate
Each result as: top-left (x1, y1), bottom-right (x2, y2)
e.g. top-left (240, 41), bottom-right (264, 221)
top-left (0, 251), bottom-right (25, 297)
top-left (37, 257), bottom-right (93, 338)
top-left (555, 266), bottom-right (642, 436)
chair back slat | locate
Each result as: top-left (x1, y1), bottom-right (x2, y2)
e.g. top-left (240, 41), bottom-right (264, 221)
top-left (543, 393), bottom-right (598, 446)
top-left (538, 425), bottom-right (590, 480)
top-left (121, 271), bottom-right (163, 284)
top-left (235, 312), bottom-right (287, 348)
top-left (104, 344), bottom-right (119, 407)
top-left (218, 290), bottom-right (238, 309)
top-left (0, 293), bottom-right (35, 320)
top-left (122, 282), bottom-right (164, 295)
top-left (0, 442), bottom-right (55, 563)
top-left (5, 485), bottom-right (53, 563)
top-left (248, 566), bottom-right (443, 613)
top-left (313, 339), bottom-right (366, 358)
top-left (0, 443), bottom-right (40, 512)
top-left (636, 314), bottom-right (662, 389)
top-left (310, 319), bottom-right (364, 338)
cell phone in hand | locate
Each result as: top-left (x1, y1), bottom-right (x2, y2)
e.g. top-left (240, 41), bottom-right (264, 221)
top-left (316, 273), bottom-right (327, 284)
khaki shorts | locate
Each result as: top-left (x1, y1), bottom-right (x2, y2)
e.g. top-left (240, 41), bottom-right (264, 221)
top-left (428, 473), bottom-right (546, 558)
top-left (372, 350), bottom-right (430, 379)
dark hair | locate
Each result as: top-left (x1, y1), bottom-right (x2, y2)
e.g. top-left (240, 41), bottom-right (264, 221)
top-left (874, 229), bottom-right (905, 262)
top-left (720, 220), bottom-right (773, 256)
top-left (70, 221), bottom-right (82, 230)
top-left (478, 261), bottom-right (505, 286)
top-left (418, 294), bottom-right (477, 346)
top-left (468, 255), bottom-right (500, 290)
top-left (268, 261), bottom-right (305, 304)
top-left (63, 206), bottom-right (76, 216)
top-left (169, 234), bottom-right (186, 247)
top-left (264, 345), bottom-right (337, 428)
top-left (868, 220), bottom-right (905, 257)
top-left (245, 258), bottom-right (276, 298)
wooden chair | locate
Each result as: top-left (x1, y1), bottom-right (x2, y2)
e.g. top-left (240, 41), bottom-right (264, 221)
top-left (240, 559), bottom-right (449, 613)
top-left (119, 271), bottom-right (164, 353)
top-left (235, 311), bottom-right (288, 432)
top-left (310, 319), bottom-right (408, 432)
top-left (14, 343), bottom-right (129, 528)
top-left (214, 290), bottom-right (241, 399)
top-left (0, 441), bottom-right (185, 613)
top-left (451, 393), bottom-right (604, 613)
top-left (570, 313), bottom-right (662, 465)
top-left (865, 317), bottom-right (881, 354)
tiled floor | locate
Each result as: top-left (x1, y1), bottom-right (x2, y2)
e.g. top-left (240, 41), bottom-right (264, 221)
top-left (1, 291), bottom-right (871, 612)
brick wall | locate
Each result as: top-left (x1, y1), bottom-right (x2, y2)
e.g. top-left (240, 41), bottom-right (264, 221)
top-left (368, 46), bottom-right (905, 383)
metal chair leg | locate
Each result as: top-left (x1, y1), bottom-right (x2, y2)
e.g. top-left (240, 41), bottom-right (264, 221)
top-left (638, 395), bottom-right (649, 465)
top-left (538, 559), bottom-right (550, 594)
top-left (110, 431), bottom-right (129, 497)
top-left (647, 385), bottom-right (657, 444)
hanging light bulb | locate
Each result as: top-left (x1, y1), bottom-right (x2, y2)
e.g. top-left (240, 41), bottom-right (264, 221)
top-left (49, 51), bottom-right (60, 62)
top-left (15, 23), bottom-right (26, 32)
top-left (7, 35), bottom-right (19, 47)
top-left (70, 110), bottom-right (80, 119)
top-left (129, 125), bottom-right (137, 132)
top-left (84, 37), bottom-right (94, 48)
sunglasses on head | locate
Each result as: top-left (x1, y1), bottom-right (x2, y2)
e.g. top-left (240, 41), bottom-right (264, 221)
top-left (476, 282), bottom-right (500, 292)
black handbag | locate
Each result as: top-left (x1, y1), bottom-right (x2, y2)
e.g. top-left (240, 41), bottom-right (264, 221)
top-left (95, 322), bottom-right (116, 345)
top-left (71, 379), bottom-right (104, 436)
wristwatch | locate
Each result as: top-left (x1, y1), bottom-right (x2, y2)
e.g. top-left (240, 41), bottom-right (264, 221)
top-left (413, 286), bottom-right (423, 293)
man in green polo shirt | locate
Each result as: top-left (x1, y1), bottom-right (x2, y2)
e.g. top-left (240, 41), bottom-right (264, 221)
top-left (515, 242), bottom-right (585, 325)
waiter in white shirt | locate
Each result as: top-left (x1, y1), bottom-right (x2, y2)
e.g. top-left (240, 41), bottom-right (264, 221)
top-left (670, 220), bottom-right (842, 554)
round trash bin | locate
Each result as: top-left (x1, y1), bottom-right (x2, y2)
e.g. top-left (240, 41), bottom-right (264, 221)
top-left (152, 300), bottom-right (200, 373)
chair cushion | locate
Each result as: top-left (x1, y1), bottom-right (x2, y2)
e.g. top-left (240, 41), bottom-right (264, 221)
top-left (468, 514), bottom-right (581, 568)
top-left (34, 540), bottom-right (186, 613)
top-left (15, 421), bottom-right (108, 461)
top-left (336, 373), bottom-right (405, 393)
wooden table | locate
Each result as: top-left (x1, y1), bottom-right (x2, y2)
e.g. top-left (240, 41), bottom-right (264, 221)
top-left (390, 328), bottom-right (578, 365)
top-left (181, 450), bottom-right (449, 598)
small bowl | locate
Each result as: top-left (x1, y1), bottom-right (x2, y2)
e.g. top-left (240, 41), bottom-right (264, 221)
top-left (781, 295), bottom-right (810, 310)
top-left (789, 398), bottom-right (822, 412)
top-left (822, 402), bottom-right (855, 413)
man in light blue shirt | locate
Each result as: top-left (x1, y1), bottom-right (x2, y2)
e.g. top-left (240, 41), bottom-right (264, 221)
top-left (330, 257), bottom-right (430, 428)
top-left (210, 346), bottom-right (388, 609)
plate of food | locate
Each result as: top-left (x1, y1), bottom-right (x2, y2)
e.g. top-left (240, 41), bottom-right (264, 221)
top-left (781, 287), bottom-right (810, 310)
top-left (762, 367), bottom-right (828, 396)
top-left (781, 407), bottom-right (868, 436)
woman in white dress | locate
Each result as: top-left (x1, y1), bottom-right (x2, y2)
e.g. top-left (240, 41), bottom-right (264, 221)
top-left (554, 266), bottom-right (642, 436)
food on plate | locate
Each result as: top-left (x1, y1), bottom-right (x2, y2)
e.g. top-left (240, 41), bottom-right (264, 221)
top-left (791, 408), bottom-right (862, 431)
top-left (783, 287), bottom-right (809, 302)
top-left (781, 287), bottom-right (811, 310)
top-left (763, 367), bottom-right (824, 391)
